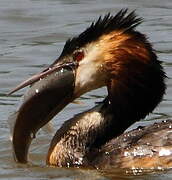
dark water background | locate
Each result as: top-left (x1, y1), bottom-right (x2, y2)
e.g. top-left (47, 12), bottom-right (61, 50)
top-left (0, 0), bottom-right (172, 179)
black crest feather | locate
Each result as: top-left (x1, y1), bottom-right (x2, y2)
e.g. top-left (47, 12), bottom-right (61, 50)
top-left (61, 9), bottom-right (143, 56)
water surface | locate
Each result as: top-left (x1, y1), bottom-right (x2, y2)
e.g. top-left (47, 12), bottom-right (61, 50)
top-left (0, 0), bottom-right (172, 179)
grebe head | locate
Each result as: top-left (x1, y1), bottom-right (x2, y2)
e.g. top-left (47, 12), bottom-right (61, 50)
top-left (10, 9), bottom-right (166, 163)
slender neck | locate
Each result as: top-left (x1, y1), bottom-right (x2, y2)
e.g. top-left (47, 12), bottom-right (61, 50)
top-left (46, 91), bottom-right (142, 167)
top-left (46, 102), bottom-right (118, 167)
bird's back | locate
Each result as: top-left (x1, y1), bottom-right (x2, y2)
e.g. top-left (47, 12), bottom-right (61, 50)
top-left (89, 120), bottom-right (172, 169)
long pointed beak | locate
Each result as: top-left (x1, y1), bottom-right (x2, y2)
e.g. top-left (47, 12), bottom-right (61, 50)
top-left (8, 62), bottom-right (76, 95)
top-left (10, 61), bottom-right (77, 163)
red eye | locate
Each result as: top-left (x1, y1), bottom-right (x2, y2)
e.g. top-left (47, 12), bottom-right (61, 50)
top-left (73, 51), bottom-right (84, 62)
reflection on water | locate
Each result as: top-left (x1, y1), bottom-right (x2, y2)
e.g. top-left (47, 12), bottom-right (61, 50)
top-left (0, 0), bottom-right (172, 179)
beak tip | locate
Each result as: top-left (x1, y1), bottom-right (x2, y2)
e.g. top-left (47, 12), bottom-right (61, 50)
top-left (7, 90), bottom-right (14, 96)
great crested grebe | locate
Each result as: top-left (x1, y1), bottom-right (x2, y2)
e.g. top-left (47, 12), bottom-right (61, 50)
top-left (9, 9), bottom-right (172, 169)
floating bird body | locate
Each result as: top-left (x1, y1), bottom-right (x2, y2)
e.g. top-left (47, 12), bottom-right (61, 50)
top-left (9, 9), bottom-right (172, 169)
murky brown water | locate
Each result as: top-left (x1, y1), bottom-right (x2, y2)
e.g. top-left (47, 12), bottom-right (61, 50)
top-left (1, 0), bottom-right (172, 179)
